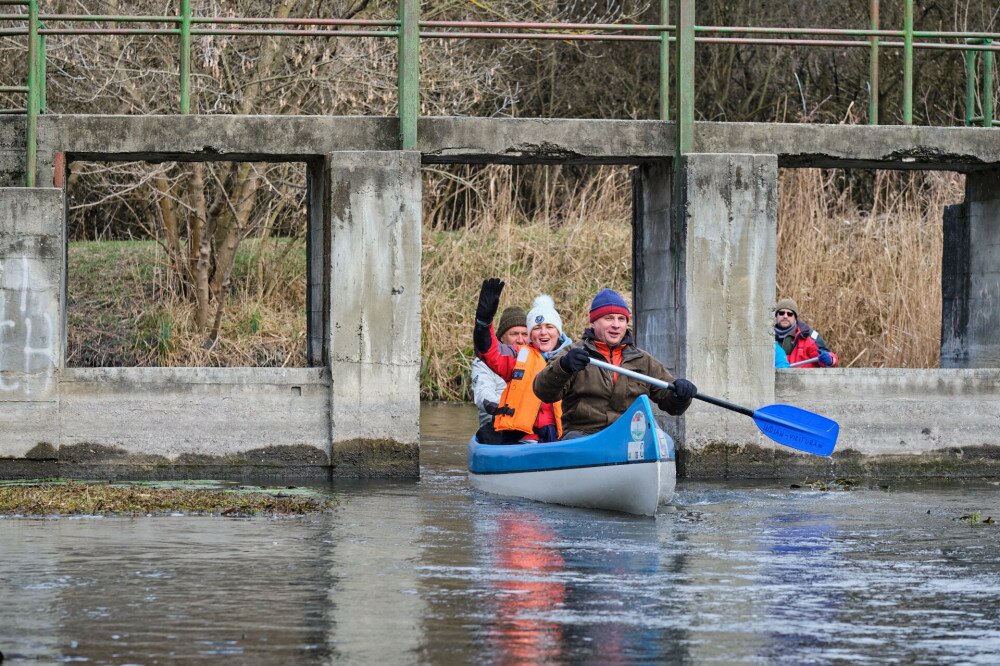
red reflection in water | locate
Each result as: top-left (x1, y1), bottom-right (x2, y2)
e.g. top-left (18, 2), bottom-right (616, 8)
top-left (489, 513), bottom-right (566, 664)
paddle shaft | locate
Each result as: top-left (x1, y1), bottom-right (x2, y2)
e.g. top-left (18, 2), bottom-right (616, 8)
top-left (588, 358), bottom-right (753, 417)
top-left (787, 356), bottom-right (820, 368)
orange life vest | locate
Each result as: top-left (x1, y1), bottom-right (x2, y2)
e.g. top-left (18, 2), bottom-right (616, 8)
top-left (494, 345), bottom-right (563, 438)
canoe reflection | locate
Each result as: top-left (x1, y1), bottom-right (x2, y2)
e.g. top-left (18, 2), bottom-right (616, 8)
top-left (488, 511), bottom-right (566, 663)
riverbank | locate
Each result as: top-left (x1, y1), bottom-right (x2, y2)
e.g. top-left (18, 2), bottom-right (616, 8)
top-left (0, 480), bottom-right (336, 516)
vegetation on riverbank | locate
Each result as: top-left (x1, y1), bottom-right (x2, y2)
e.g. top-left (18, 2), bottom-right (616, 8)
top-left (0, 480), bottom-right (335, 516)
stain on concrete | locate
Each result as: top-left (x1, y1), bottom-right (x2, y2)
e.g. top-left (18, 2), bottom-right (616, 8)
top-left (57, 443), bottom-right (170, 465)
top-left (679, 443), bottom-right (1000, 479)
top-left (333, 438), bottom-right (419, 478)
top-left (24, 442), bottom-right (57, 460)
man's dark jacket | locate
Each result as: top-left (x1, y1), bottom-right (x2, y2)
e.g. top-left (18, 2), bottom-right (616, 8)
top-left (533, 329), bottom-right (691, 435)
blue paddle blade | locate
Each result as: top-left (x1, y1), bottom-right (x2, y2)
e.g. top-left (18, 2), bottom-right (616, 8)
top-left (751, 404), bottom-right (839, 456)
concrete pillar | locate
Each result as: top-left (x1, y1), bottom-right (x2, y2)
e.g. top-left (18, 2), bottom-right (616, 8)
top-left (634, 154), bottom-right (778, 476)
top-left (326, 152), bottom-right (421, 477)
top-left (0, 188), bottom-right (64, 458)
top-left (941, 169), bottom-right (1000, 368)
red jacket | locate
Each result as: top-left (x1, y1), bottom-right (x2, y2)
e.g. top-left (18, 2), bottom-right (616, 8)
top-left (777, 322), bottom-right (838, 368)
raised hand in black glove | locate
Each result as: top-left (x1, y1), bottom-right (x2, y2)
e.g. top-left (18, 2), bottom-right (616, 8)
top-left (475, 278), bottom-right (505, 326)
top-left (473, 278), bottom-right (505, 354)
top-left (671, 378), bottom-right (697, 401)
top-left (559, 347), bottom-right (591, 373)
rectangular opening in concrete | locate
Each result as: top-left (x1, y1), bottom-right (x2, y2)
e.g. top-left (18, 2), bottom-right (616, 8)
top-left (421, 163), bottom-right (632, 401)
top-left (64, 159), bottom-right (316, 368)
top-left (777, 168), bottom-right (966, 369)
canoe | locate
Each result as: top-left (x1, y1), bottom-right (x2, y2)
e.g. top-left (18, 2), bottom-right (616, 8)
top-left (467, 395), bottom-right (676, 516)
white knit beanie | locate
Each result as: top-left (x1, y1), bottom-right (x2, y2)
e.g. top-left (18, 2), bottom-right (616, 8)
top-left (526, 295), bottom-right (563, 336)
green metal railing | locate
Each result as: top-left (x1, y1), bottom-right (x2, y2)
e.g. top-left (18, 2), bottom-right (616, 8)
top-left (1, 0), bottom-right (998, 186)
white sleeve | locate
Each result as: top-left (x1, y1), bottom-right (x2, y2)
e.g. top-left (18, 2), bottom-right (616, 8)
top-left (472, 359), bottom-right (505, 409)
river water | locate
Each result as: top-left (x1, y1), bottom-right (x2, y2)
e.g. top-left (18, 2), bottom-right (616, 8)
top-left (1, 402), bottom-right (999, 664)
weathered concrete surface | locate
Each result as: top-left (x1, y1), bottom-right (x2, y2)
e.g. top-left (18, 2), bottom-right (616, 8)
top-left (680, 368), bottom-right (1000, 479)
top-left (327, 152), bottom-right (421, 477)
top-left (634, 155), bottom-right (778, 461)
top-left (766, 369), bottom-right (1000, 478)
top-left (0, 188), bottom-right (62, 456)
top-left (941, 169), bottom-right (1000, 368)
top-left (0, 115), bottom-right (995, 185)
top-left (0, 368), bottom-right (332, 479)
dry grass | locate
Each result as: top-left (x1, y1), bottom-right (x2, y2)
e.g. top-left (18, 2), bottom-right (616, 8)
top-left (67, 238), bottom-right (307, 368)
top-left (777, 169), bottom-right (962, 368)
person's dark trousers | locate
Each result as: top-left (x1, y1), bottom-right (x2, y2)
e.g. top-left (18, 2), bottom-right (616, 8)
top-left (475, 422), bottom-right (527, 444)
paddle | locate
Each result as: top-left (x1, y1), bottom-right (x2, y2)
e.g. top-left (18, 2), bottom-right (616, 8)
top-left (788, 356), bottom-right (820, 368)
top-left (588, 358), bottom-right (839, 456)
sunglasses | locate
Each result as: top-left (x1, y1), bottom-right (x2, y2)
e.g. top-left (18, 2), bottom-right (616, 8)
top-left (775, 310), bottom-right (795, 317)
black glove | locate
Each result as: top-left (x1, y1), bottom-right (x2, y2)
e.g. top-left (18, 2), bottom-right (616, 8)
top-left (475, 278), bottom-right (505, 326)
top-left (483, 400), bottom-right (498, 416)
top-left (559, 347), bottom-right (591, 373)
top-left (671, 378), bottom-right (697, 401)
top-left (473, 324), bottom-right (492, 355)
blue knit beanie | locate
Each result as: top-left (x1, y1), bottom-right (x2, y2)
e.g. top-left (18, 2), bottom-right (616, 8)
top-left (589, 288), bottom-right (631, 322)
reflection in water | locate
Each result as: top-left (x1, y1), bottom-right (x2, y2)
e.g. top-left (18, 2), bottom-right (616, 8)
top-left (0, 402), bottom-right (998, 664)
top-left (488, 512), bottom-right (566, 663)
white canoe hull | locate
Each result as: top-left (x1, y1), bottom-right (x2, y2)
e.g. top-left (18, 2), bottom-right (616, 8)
top-left (470, 458), bottom-right (676, 516)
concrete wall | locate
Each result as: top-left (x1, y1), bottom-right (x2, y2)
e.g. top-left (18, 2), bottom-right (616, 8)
top-left (15, 368), bottom-right (331, 479)
top-left (941, 169), bottom-right (1000, 368)
top-left (0, 188), bottom-right (62, 458)
top-left (327, 152), bottom-right (421, 477)
top-left (773, 369), bottom-right (1000, 478)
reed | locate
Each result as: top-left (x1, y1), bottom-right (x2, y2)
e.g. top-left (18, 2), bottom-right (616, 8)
top-left (776, 169), bottom-right (962, 369)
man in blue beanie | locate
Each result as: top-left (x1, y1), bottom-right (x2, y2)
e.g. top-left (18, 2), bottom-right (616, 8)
top-left (534, 288), bottom-right (698, 437)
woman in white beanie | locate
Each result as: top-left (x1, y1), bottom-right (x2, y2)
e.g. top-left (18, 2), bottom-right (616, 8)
top-left (473, 279), bottom-right (572, 443)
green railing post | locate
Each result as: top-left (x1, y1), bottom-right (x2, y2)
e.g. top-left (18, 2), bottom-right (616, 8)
top-left (984, 40), bottom-right (993, 127)
top-left (902, 0), bottom-right (913, 124)
top-left (868, 0), bottom-right (879, 125)
top-left (965, 43), bottom-right (977, 127)
top-left (659, 0), bottom-right (670, 121)
top-left (673, 0), bottom-right (694, 155)
top-left (398, 0), bottom-right (419, 150)
top-left (36, 29), bottom-right (45, 113)
top-left (179, 0), bottom-right (192, 113)
top-left (25, 0), bottom-right (38, 186)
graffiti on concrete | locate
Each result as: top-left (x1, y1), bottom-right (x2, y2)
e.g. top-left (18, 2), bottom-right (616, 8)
top-left (0, 255), bottom-right (56, 394)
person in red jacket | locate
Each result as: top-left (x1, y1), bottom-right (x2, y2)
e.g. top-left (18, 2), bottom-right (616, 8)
top-left (774, 298), bottom-right (838, 368)
top-left (473, 279), bottom-right (572, 444)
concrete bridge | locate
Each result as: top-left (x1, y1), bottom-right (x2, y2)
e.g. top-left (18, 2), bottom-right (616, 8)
top-left (1, 115), bottom-right (999, 479)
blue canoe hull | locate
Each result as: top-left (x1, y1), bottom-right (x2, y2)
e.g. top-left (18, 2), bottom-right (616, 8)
top-left (467, 396), bottom-right (676, 515)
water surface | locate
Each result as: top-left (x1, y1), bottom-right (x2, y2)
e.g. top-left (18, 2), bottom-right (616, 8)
top-left (1, 402), bottom-right (999, 664)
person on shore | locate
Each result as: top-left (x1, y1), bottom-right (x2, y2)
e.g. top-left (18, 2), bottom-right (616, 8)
top-left (774, 298), bottom-right (838, 368)
top-left (533, 288), bottom-right (697, 438)
top-left (472, 305), bottom-right (528, 428)
top-left (775, 342), bottom-right (791, 368)
top-left (474, 279), bottom-right (572, 444)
